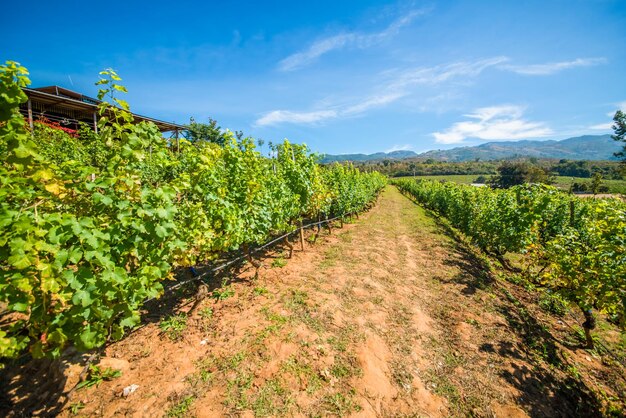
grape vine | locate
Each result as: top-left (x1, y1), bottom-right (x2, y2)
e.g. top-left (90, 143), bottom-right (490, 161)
top-left (394, 178), bottom-right (625, 347)
top-left (0, 62), bottom-right (386, 362)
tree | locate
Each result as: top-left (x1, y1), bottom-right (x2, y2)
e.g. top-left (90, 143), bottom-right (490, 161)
top-left (184, 117), bottom-right (226, 146)
top-left (613, 110), bottom-right (626, 174)
top-left (489, 161), bottom-right (550, 189)
top-left (590, 172), bottom-right (603, 195)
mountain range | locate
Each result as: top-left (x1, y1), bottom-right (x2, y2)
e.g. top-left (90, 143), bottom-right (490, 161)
top-left (319, 135), bottom-right (622, 163)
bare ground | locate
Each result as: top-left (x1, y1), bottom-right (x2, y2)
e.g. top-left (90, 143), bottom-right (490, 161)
top-left (2, 186), bottom-right (625, 417)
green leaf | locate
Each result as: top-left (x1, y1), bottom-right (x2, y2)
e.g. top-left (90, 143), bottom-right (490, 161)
top-left (72, 290), bottom-right (93, 307)
top-left (68, 247), bottom-right (83, 263)
top-left (119, 313), bottom-right (140, 328)
top-left (79, 328), bottom-right (98, 350)
top-left (155, 225), bottom-right (167, 238)
top-left (11, 302), bottom-right (29, 312)
top-left (8, 253), bottom-right (31, 269)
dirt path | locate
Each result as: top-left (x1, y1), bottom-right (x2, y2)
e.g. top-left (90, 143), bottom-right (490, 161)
top-left (11, 186), bottom-right (622, 417)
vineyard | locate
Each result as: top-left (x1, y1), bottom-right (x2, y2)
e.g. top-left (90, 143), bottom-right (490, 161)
top-left (393, 178), bottom-right (626, 347)
top-left (0, 62), bottom-right (385, 362)
top-left (2, 61), bottom-right (626, 417)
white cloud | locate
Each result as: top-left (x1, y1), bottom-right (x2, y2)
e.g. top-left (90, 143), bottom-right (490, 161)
top-left (389, 57), bottom-right (509, 88)
top-left (341, 59), bottom-right (507, 117)
top-left (278, 34), bottom-right (355, 72)
top-left (605, 101), bottom-right (626, 117)
top-left (257, 57), bottom-right (508, 126)
top-left (589, 122), bottom-right (613, 130)
top-left (589, 101), bottom-right (626, 129)
top-left (344, 92), bottom-right (407, 114)
top-left (433, 105), bottom-right (553, 144)
top-left (255, 109), bottom-right (338, 126)
top-left (501, 58), bottom-right (606, 76)
top-left (278, 9), bottom-right (425, 71)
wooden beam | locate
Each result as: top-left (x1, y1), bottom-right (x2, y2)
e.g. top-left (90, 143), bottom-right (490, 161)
top-left (93, 111), bottom-right (98, 134)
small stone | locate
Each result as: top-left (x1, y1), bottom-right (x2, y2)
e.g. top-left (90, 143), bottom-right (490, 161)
top-left (122, 384), bottom-right (139, 397)
top-left (200, 339), bottom-right (208, 345)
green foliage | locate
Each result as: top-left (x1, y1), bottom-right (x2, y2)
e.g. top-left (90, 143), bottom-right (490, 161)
top-left (0, 61), bottom-right (386, 362)
top-left (538, 291), bottom-right (569, 317)
top-left (160, 314), bottom-right (188, 341)
top-left (0, 62), bottom-right (183, 360)
top-left (613, 110), bottom-right (626, 162)
top-left (76, 364), bottom-right (122, 389)
top-left (198, 307), bottom-right (213, 319)
top-left (184, 117), bottom-right (226, 146)
top-left (371, 158), bottom-right (624, 182)
top-left (489, 161), bottom-right (551, 189)
top-left (212, 279), bottom-right (235, 301)
top-left (590, 172), bottom-right (604, 195)
top-left (166, 395), bottom-right (195, 418)
top-left (254, 286), bottom-right (269, 296)
top-left (271, 257), bottom-right (287, 268)
top-left (394, 178), bottom-right (626, 326)
top-left (69, 401), bottom-right (85, 414)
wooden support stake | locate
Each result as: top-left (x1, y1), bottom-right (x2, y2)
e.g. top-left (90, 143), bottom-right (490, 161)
top-left (299, 220), bottom-right (305, 251)
top-left (93, 111), bottom-right (98, 134)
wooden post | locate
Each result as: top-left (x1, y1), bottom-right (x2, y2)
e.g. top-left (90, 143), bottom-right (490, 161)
top-left (93, 111), bottom-right (98, 134)
top-left (299, 220), bottom-right (305, 251)
top-left (569, 200), bottom-right (575, 226)
top-left (175, 129), bottom-right (180, 153)
top-left (27, 99), bottom-right (33, 130)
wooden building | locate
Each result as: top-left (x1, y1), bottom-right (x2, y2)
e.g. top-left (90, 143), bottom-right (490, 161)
top-left (19, 86), bottom-right (185, 134)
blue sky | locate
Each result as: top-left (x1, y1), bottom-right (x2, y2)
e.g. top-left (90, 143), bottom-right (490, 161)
top-left (2, 0), bottom-right (625, 154)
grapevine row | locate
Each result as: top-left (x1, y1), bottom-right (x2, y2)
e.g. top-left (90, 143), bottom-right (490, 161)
top-left (0, 62), bottom-right (386, 361)
top-left (393, 178), bottom-right (625, 345)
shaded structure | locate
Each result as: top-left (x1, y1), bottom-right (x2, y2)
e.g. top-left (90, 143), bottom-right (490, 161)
top-left (19, 86), bottom-right (185, 134)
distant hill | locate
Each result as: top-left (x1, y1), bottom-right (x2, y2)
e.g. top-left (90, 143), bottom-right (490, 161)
top-left (419, 135), bottom-right (621, 162)
top-left (320, 150), bottom-right (417, 163)
top-left (320, 135), bottom-right (621, 163)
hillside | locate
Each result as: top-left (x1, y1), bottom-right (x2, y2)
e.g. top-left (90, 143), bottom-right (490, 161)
top-left (420, 134), bottom-right (620, 162)
top-left (321, 135), bottom-right (621, 163)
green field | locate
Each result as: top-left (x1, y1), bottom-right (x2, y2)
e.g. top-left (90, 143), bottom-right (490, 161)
top-left (551, 176), bottom-right (626, 194)
top-left (403, 174), bottom-right (479, 184)
top-left (400, 174), bottom-right (626, 194)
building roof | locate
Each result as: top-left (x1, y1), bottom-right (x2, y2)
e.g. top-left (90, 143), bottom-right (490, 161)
top-left (23, 86), bottom-right (186, 132)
